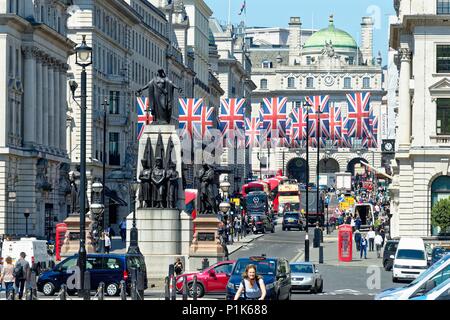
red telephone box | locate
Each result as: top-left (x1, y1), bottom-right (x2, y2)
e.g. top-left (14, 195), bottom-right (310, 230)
top-left (55, 223), bottom-right (67, 261)
top-left (338, 224), bottom-right (353, 262)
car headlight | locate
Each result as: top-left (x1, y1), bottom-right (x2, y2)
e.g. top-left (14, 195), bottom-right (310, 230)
top-left (227, 283), bottom-right (235, 289)
top-left (265, 283), bottom-right (275, 290)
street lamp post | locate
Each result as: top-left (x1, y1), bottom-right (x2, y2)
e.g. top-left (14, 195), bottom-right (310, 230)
top-left (91, 182), bottom-right (105, 252)
top-left (73, 35), bottom-right (92, 300)
top-left (128, 179), bottom-right (141, 255)
top-left (99, 98), bottom-right (109, 253)
top-left (24, 209), bottom-right (30, 237)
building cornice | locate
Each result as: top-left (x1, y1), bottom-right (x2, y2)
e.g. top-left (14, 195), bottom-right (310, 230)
top-left (252, 89), bottom-right (386, 97)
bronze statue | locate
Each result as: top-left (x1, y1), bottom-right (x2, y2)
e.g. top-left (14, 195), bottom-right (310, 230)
top-left (167, 162), bottom-right (179, 209)
top-left (69, 171), bottom-right (80, 214)
top-left (138, 159), bottom-right (152, 208)
top-left (198, 163), bottom-right (217, 214)
top-left (136, 69), bottom-right (182, 125)
top-left (151, 157), bottom-right (167, 208)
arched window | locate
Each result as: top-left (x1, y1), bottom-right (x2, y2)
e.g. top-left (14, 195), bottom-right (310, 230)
top-left (306, 77), bottom-right (314, 89)
top-left (431, 175), bottom-right (450, 235)
top-left (287, 77), bottom-right (295, 89)
top-left (260, 79), bottom-right (268, 90)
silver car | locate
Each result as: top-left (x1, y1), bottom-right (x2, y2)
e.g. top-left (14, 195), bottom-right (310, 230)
top-left (290, 262), bottom-right (323, 293)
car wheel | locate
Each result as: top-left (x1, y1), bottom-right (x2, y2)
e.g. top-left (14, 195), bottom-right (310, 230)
top-left (282, 227), bottom-right (286, 231)
top-left (310, 282), bottom-right (317, 294)
top-left (188, 282), bottom-right (204, 298)
top-left (42, 282), bottom-right (56, 296)
top-left (106, 283), bottom-right (120, 296)
top-left (392, 276), bottom-right (398, 283)
top-left (318, 282), bottom-right (323, 293)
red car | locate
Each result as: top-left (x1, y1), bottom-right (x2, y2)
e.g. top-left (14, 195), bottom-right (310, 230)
top-left (175, 260), bottom-right (235, 298)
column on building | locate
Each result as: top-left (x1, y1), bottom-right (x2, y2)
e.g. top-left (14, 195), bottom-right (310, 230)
top-left (54, 62), bottom-right (60, 151)
top-left (42, 56), bottom-right (49, 147)
top-left (48, 59), bottom-right (55, 149)
top-left (22, 46), bottom-right (37, 148)
top-left (59, 64), bottom-right (68, 152)
top-left (398, 48), bottom-right (411, 149)
top-left (36, 52), bottom-right (43, 146)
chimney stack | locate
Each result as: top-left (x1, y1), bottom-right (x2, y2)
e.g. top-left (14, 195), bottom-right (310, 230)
top-left (360, 17), bottom-right (374, 65)
top-left (288, 17), bottom-right (302, 66)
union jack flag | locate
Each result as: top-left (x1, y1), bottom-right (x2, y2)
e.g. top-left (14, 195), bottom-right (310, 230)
top-left (366, 107), bottom-right (379, 148)
top-left (219, 98), bottom-right (246, 135)
top-left (245, 115), bottom-right (261, 148)
top-left (329, 103), bottom-right (342, 147)
top-left (346, 92), bottom-right (372, 140)
top-left (260, 97), bottom-right (288, 140)
top-left (193, 105), bottom-right (214, 139)
top-left (178, 98), bottom-right (203, 138)
top-left (341, 117), bottom-right (351, 148)
top-left (286, 105), bottom-right (307, 148)
top-left (137, 97), bottom-right (153, 140)
top-left (305, 96), bottom-right (330, 147)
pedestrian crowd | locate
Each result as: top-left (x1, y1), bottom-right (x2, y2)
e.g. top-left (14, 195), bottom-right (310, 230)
top-left (0, 252), bottom-right (31, 300)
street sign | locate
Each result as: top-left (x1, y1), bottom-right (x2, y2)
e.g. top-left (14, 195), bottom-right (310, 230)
top-left (8, 191), bottom-right (16, 202)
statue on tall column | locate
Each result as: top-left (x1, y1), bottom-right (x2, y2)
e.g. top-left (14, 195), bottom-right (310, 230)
top-left (166, 162), bottom-right (179, 209)
top-left (69, 171), bottom-right (80, 214)
top-left (198, 164), bottom-right (217, 214)
top-left (136, 69), bottom-right (182, 125)
top-left (151, 158), bottom-right (168, 208)
top-left (138, 159), bottom-right (152, 208)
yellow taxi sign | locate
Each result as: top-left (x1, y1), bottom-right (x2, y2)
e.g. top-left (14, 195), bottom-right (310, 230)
top-left (279, 185), bottom-right (298, 192)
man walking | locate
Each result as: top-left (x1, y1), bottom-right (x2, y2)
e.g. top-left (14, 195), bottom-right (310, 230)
top-left (354, 229), bottom-right (361, 251)
top-left (367, 227), bottom-right (376, 252)
top-left (14, 252), bottom-right (30, 300)
top-left (360, 235), bottom-right (368, 259)
top-left (119, 217), bottom-right (127, 243)
top-left (375, 232), bottom-right (384, 258)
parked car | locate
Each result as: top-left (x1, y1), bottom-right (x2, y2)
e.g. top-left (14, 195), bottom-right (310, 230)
top-left (375, 253), bottom-right (450, 300)
top-left (175, 260), bottom-right (235, 298)
top-left (410, 277), bottom-right (450, 300)
top-left (249, 214), bottom-right (275, 234)
top-left (282, 212), bottom-right (305, 231)
top-left (290, 262), bottom-right (323, 293)
top-left (1, 237), bottom-right (53, 274)
top-left (226, 256), bottom-right (291, 300)
top-left (431, 246), bottom-right (450, 265)
top-left (392, 238), bottom-right (428, 283)
top-left (383, 240), bottom-right (399, 271)
top-left (37, 253), bottom-right (147, 296)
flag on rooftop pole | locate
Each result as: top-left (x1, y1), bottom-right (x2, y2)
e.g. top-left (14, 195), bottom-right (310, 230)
top-left (238, 1), bottom-right (246, 15)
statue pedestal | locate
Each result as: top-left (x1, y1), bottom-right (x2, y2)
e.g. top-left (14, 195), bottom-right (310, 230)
top-left (127, 208), bottom-right (186, 278)
top-left (189, 215), bottom-right (225, 271)
top-left (60, 214), bottom-right (95, 257)
top-left (137, 125), bottom-right (184, 209)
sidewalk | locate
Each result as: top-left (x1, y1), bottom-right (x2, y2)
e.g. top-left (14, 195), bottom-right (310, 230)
top-left (295, 230), bottom-right (385, 268)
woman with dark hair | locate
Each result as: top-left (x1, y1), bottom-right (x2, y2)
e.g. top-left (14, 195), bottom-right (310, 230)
top-left (234, 264), bottom-right (266, 300)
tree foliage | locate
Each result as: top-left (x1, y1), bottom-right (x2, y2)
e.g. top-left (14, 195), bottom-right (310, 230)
top-left (432, 198), bottom-right (450, 233)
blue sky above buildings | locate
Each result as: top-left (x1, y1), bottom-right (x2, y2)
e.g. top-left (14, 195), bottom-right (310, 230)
top-left (205, 0), bottom-right (395, 64)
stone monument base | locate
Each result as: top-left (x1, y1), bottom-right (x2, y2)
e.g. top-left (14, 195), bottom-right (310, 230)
top-left (60, 214), bottom-right (95, 257)
top-left (188, 215), bottom-right (224, 272)
top-left (127, 208), bottom-right (182, 278)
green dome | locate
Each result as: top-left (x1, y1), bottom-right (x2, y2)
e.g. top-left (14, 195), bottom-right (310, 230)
top-left (304, 16), bottom-right (357, 50)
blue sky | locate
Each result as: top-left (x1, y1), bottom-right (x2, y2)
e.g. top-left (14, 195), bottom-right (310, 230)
top-left (205, 0), bottom-right (395, 63)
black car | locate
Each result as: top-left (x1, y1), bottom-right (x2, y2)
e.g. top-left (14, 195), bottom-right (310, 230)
top-left (382, 240), bottom-right (399, 271)
top-left (250, 214), bottom-right (275, 234)
top-left (282, 212), bottom-right (304, 231)
top-left (431, 247), bottom-right (450, 265)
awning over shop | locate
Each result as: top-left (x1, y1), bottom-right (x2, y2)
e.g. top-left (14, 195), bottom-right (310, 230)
top-left (104, 186), bottom-right (128, 206)
top-left (360, 162), bottom-right (394, 180)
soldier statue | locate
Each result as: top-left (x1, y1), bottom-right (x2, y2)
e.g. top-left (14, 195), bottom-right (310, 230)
top-left (136, 69), bottom-right (182, 125)
top-left (151, 158), bottom-right (168, 208)
top-left (138, 159), bottom-right (152, 208)
top-left (198, 163), bottom-right (217, 214)
top-left (167, 162), bottom-right (179, 209)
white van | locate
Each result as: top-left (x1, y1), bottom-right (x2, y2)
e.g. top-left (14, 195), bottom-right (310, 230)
top-left (0, 238), bottom-right (53, 273)
top-left (392, 237), bottom-right (428, 282)
top-left (376, 253), bottom-right (450, 300)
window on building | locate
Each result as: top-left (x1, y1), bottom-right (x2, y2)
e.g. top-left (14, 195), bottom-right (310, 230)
top-left (262, 60), bottom-right (273, 69)
top-left (287, 77), bottom-right (295, 88)
top-left (437, 0), bottom-right (450, 14)
top-left (109, 91), bottom-right (119, 114)
top-left (431, 175), bottom-right (450, 235)
top-left (306, 56), bottom-right (312, 65)
top-left (306, 77), bottom-right (314, 88)
top-left (363, 77), bottom-right (371, 89)
top-left (437, 45), bottom-right (450, 73)
top-left (344, 77), bottom-right (352, 89)
top-left (437, 98), bottom-right (450, 135)
top-left (260, 79), bottom-right (268, 89)
top-left (348, 56), bottom-right (354, 65)
top-left (109, 132), bottom-right (120, 166)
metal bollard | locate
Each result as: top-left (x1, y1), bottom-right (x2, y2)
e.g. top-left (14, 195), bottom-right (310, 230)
top-left (192, 275), bottom-right (198, 300)
top-left (182, 276), bottom-right (188, 300)
top-left (168, 264), bottom-right (174, 278)
top-left (130, 268), bottom-right (137, 300)
top-left (171, 275), bottom-right (176, 300)
top-left (30, 271), bottom-right (38, 300)
top-left (164, 276), bottom-right (170, 300)
top-left (137, 270), bottom-right (145, 300)
top-left (98, 282), bottom-right (105, 300)
top-left (305, 234), bottom-right (310, 262)
top-left (83, 271), bottom-right (91, 300)
top-left (120, 280), bottom-right (127, 300)
top-left (319, 246), bottom-right (324, 264)
top-left (60, 284), bottom-right (67, 300)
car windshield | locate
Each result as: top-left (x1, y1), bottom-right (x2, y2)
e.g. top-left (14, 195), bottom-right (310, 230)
top-left (232, 259), bottom-right (276, 276)
top-left (284, 213), bottom-right (299, 219)
top-left (396, 249), bottom-right (425, 260)
top-left (433, 249), bottom-right (450, 260)
top-left (405, 256), bottom-right (449, 288)
top-left (290, 264), bottom-right (313, 273)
